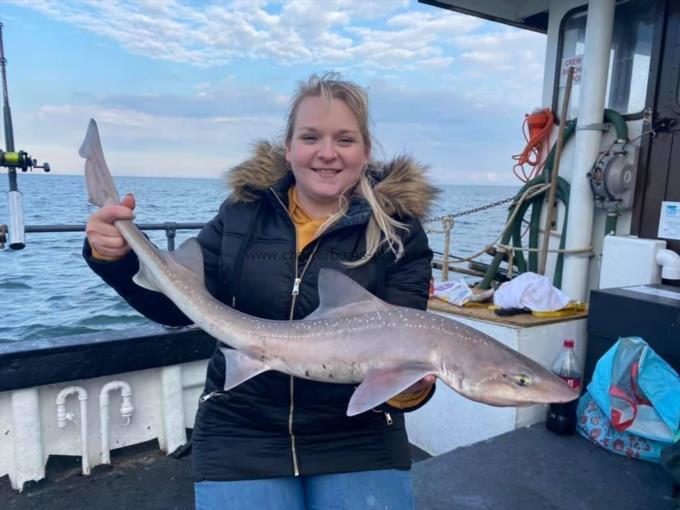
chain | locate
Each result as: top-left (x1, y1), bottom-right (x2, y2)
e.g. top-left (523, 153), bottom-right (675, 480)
top-left (425, 195), bottom-right (516, 224)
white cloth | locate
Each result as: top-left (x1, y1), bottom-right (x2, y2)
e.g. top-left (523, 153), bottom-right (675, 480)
top-left (493, 272), bottom-right (571, 312)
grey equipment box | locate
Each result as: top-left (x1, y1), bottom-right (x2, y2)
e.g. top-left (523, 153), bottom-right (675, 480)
top-left (586, 284), bottom-right (680, 386)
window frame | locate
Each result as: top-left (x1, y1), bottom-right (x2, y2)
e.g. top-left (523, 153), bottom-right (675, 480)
top-left (552, 0), bottom-right (657, 122)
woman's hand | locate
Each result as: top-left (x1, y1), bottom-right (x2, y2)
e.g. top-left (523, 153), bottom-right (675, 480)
top-left (400, 375), bottom-right (436, 396)
top-left (86, 193), bottom-right (136, 261)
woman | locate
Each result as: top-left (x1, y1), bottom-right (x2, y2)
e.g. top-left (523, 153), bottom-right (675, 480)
top-left (85, 74), bottom-right (438, 509)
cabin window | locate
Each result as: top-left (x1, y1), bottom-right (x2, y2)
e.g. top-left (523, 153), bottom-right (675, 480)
top-left (556, 0), bottom-right (655, 119)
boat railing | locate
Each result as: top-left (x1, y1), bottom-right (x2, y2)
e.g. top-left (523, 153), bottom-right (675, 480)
top-left (6, 222), bottom-right (496, 280)
top-left (14, 222), bottom-right (205, 251)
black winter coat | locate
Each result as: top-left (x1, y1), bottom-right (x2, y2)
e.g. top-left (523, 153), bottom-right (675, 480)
top-left (84, 142), bottom-right (438, 481)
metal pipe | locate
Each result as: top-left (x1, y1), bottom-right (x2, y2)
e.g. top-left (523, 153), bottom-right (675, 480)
top-left (165, 223), bottom-right (177, 251)
top-left (7, 189), bottom-right (24, 249)
top-left (99, 381), bottom-right (134, 465)
top-left (561, 0), bottom-right (616, 301)
top-left (0, 222), bottom-right (203, 251)
top-left (56, 386), bottom-right (91, 475)
top-left (22, 222), bottom-right (204, 233)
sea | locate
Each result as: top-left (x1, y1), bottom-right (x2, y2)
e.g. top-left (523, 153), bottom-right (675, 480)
top-left (0, 173), bottom-right (518, 342)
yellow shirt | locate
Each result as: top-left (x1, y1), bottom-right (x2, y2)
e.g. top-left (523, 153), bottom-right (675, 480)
top-left (287, 186), bottom-right (432, 410)
top-left (287, 187), bottom-right (329, 254)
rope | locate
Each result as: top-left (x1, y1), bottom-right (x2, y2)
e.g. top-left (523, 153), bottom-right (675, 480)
top-left (512, 109), bottom-right (554, 183)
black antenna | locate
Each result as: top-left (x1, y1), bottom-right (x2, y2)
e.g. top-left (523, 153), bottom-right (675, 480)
top-left (0, 22), bottom-right (50, 250)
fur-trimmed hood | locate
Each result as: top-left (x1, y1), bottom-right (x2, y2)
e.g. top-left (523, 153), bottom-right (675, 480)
top-left (225, 141), bottom-right (439, 221)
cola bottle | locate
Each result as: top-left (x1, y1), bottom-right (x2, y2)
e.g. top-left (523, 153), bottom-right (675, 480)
top-left (546, 339), bottom-right (582, 435)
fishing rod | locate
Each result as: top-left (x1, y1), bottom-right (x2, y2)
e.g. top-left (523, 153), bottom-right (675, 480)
top-left (0, 22), bottom-right (50, 250)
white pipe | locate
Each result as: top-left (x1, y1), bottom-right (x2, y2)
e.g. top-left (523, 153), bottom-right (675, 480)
top-left (561, 0), bottom-right (616, 301)
top-left (56, 386), bottom-right (90, 475)
top-left (99, 381), bottom-right (134, 465)
top-left (10, 388), bottom-right (44, 491)
top-left (656, 249), bottom-right (680, 280)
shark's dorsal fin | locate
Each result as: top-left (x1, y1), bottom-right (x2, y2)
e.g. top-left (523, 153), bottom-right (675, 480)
top-left (80, 119), bottom-right (121, 208)
top-left (133, 237), bottom-right (205, 292)
top-left (168, 237), bottom-right (205, 286)
top-left (304, 268), bottom-right (390, 320)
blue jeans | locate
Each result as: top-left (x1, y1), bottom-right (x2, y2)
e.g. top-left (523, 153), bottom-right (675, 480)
top-left (194, 469), bottom-right (414, 510)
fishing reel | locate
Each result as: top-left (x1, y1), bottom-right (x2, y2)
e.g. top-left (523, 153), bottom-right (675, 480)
top-left (0, 149), bottom-right (50, 172)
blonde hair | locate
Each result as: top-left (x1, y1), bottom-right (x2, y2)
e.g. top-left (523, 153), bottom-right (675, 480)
top-left (285, 73), bottom-right (408, 265)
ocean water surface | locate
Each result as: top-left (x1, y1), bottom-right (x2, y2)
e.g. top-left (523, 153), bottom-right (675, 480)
top-left (0, 173), bottom-right (517, 342)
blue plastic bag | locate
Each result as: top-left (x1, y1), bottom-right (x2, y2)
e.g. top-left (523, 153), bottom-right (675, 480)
top-left (578, 336), bottom-right (680, 461)
top-left (587, 336), bottom-right (679, 442)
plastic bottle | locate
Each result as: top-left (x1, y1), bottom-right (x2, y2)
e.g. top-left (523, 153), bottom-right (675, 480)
top-left (546, 339), bottom-right (582, 435)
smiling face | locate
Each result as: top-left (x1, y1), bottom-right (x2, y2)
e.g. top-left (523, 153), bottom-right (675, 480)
top-left (285, 95), bottom-right (369, 218)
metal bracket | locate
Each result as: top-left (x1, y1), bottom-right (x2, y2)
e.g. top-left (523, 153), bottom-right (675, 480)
top-left (164, 222), bottom-right (177, 251)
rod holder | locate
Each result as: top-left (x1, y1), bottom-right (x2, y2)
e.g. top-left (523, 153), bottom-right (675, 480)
top-left (7, 189), bottom-right (25, 250)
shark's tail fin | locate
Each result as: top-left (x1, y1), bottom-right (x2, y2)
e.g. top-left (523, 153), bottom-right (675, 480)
top-left (79, 119), bottom-right (121, 208)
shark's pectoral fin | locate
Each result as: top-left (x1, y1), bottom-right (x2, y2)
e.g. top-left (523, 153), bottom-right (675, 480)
top-left (219, 347), bottom-right (271, 391)
top-left (133, 260), bottom-right (160, 292)
top-left (347, 366), bottom-right (435, 417)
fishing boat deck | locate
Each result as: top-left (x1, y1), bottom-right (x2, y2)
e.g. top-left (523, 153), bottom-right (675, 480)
top-left (2, 424), bottom-right (673, 510)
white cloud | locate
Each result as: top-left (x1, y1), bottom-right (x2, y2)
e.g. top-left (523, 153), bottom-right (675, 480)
top-left (449, 29), bottom-right (546, 107)
top-left (7, 0), bottom-right (477, 70)
top-left (8, 0), bottom-right (544, 100)
top-left (458, 31), bottom-right (544, 71)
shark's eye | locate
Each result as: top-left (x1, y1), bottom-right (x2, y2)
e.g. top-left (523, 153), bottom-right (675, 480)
top-left (514, 374), bottom-right (532, 387)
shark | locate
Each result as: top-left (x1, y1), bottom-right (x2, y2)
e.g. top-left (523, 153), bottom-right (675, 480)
top-left (80, 118), bottom-right (578, 416)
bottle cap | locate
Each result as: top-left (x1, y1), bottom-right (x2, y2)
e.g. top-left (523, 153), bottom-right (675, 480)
top-left (564, 339), bottom-right (574, 348)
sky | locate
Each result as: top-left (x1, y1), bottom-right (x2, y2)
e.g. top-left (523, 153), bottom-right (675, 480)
top-left (0, 0), bottom-right (547, 185)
